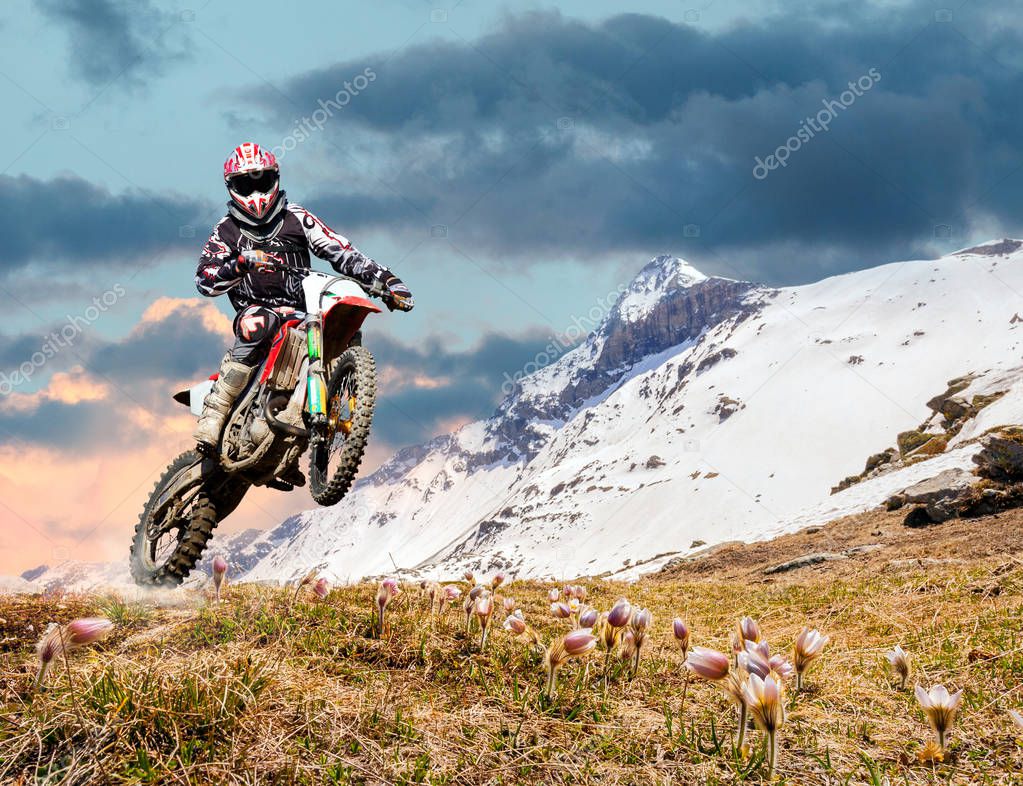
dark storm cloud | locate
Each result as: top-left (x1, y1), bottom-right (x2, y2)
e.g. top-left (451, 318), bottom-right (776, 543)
top-left (0, 333), bottom-right (50, 371)
top-left (369, 330), bottom-right (551, 446)
top-left (0, 398), bottom-right (138, 449)
top-left (36, 0), bottom-right (188, 87)
top-left (88, 314), bottom-right (225, 381)
top-left (0, 174), bottom-right (207, 271)
top-left (259, 2), bottom-right (1023, 283)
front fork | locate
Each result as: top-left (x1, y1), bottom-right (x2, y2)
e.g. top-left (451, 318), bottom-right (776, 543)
top-left (306, 318), bottom-right (329, 440)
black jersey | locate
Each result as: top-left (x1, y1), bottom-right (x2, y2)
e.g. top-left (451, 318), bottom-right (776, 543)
top-left (195, 200), bottom-right (389, 312)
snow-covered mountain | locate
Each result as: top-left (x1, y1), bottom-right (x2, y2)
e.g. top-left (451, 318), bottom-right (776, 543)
top-left (236, 240), bottom-right (1023, 584)
top-left (22, 240), bottom-right (1023, 593)
top-left (20, 526), bottom-right (291, 595)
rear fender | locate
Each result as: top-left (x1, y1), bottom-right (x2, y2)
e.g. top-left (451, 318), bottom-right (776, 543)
top-left (174, 351), bottom-right (272, 416)
top-left (172, 379), bottom-right (215, 417)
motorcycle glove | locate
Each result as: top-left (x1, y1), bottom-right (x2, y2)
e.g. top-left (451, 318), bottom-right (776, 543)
top-left (234, 249), bottom-right (279, 275)
top-left (380, 275), bottom-right (415, 312)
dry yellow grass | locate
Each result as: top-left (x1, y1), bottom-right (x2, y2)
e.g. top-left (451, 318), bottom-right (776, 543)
top-left (2, 506), bottom-right (1023, 784)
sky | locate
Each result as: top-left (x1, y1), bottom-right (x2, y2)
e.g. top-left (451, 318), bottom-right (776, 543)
top-left (0, 0), bottom-right (1020, 574)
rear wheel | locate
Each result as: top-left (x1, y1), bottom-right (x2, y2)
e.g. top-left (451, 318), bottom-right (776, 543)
top-left (308, 345), bottom-right (377, 506)
top-left (129, 450), bottom-right (218, 587)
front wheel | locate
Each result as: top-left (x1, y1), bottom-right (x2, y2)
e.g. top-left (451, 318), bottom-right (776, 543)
top-left (309, 345), bottom-right (377, 506)
top-left (130, 450), bottom-right (219, 587)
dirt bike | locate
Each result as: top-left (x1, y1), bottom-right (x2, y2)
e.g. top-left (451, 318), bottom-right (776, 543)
top-left (129, 262), bottom-right (387, 586)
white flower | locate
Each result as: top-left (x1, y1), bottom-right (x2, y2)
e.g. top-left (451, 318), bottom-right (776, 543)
top-left (915, 684), bottom-right (963, 750)
top-left (886, 645), bottom-right (910, 688)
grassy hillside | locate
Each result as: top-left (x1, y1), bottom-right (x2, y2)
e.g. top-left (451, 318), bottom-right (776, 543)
top-left (2, 506), bottom-right (1023, 784)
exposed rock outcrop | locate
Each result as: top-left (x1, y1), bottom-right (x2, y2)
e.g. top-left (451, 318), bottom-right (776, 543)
top-left (764, 552), bottom-right (847, 574)
top-left (887, 468), bottom-right (975, 524)
top-left (885, 432), bottom-right (1023, 527)
top-left (596, 274), bottom-right (756, 372)
top-left (696, 347), bottom-right (738, 374)
top-left (973, 429), bottom-right (1023, 481)
top-left (957, 239), bottom-right (1023, 257)
top-left (831, 371), bottom-right (1016, 495)
top-left (763, 544), bottom-right (884, 574)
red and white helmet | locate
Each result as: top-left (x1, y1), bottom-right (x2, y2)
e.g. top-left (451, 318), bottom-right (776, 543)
top-left (223, 142), bottom-right (280, 221)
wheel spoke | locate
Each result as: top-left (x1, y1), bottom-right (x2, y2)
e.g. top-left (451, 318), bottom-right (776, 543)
top-left (325, 373), bottom-right (357, 464)
top-left (152, 531), bottom-right (178, 565)
top-left (146, 499), bottom-right (195, 570)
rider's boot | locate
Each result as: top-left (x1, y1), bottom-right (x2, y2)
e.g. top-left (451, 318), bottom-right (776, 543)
top-left (194, 354), bottom-right (255, 454)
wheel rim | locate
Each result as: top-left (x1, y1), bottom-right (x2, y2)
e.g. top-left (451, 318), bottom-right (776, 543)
top-left (144, 499), bottom-right (199, 572)
top-left (322, 369), bottom-right (357, 472)
top-left (149, 527), bottom-right (182, 569)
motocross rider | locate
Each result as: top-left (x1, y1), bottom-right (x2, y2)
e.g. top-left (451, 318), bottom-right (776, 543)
top-left (193, 142), bottom-right (413, 459)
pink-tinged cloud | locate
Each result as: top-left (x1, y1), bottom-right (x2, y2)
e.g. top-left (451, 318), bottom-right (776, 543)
top-left (0, 297), bottom-right (236, 573)
top-left (139, 296), bottom-right (233, 336)
top-left (0, 296), bottom-right (511, 575)
top-left (3, 367), bottom-right (111, 412)
top-left (434, 415), bottom-right (474, 434)
top-left (377, 366), bottom-right (452, 391)
top-left (0, 440), bottom-right (311, 574)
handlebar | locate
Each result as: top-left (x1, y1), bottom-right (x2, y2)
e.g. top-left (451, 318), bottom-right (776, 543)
top-left (237, 254), bottom-right (293, 275)
top-left (237, 254), bottom-right (384, 299)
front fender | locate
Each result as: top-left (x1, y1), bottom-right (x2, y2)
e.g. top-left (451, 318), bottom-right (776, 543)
top-left (322, 298), bottom-right (380, 359)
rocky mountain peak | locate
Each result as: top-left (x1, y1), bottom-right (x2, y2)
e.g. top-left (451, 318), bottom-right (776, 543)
top-left (614, 255), bottom-right (710, 324)
top-left (953, 238), bottom-right (1023, 258)
top-left (488, 255), bottom-right (761, 457)
top-left (594, 258), bottom-right (757, 374)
